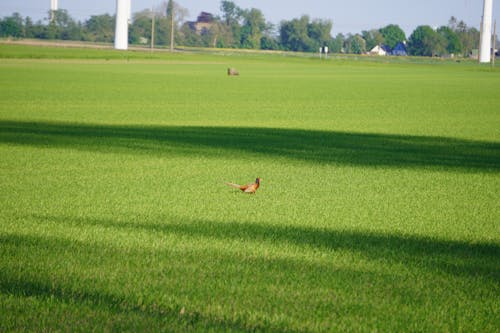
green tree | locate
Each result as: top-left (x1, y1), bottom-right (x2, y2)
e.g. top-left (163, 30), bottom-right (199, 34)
top-left (408, 25), bottom-right (432, 56)
top-left (260, 22), bottom-right (279, 50)
top-left (83, 14), bottom-right (114, 42)
top-left (153, 15), bottom-right (170, 45)
top-left (220, 0), bottom-right (243, 48)
top-left (240, 8), bottom-right (266, 49)
top-left (0, 13), bottom-right (24, 38)
top-left (453, 19), bottom-right (479, 57)
top-left (437, 26), bottom-right (463, 55)
top-left (220, 0), bottom-right (241, 25)
top-left (129, 10), bottom-right (152, 45)
top-left (379, 24), bottom-right (406, 49)
top-left (193, 19), bottom-right (228, 48)
top-left (279, 16), bottom-right (314, 52)
top-left (160, 1), bottom-right (188, 47)
top-left (330, 33), bottom-right (345, 53)
top-left (179, 22), bottom-right (202, 47)
top-left (207, 21), bottom-right (224, 48)
top-left (24, 16), bottom-right (35, 38)
top-left (463, 27), bottom-right (479, 57)
top-left (345, 34), bottom-right (366, 54)
top-left (308, 19), bottom-right (333, 48)
top-left (28, 19), bottom-right (47, 39)
top-left (166, 0), bottom-right (174, 49)
top-left (408, 25), bottom-right (446, 56)
top-left (279, 15), bottom-right (332, 52)
top-left (260, 35), bottom-right (280, 50)
top-left (135, 1), bottom-right (187, 47)
top-left (50, 9), bottom-right (81, 40)
top-left (362, 29), bottom-right (385, 50)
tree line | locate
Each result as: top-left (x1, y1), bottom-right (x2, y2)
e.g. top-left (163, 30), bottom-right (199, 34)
top-left (0, 0), bottom-right (493, 57)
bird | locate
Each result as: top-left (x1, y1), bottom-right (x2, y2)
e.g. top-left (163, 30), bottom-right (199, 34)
top-left (225, 177), bottom-right (261, 194)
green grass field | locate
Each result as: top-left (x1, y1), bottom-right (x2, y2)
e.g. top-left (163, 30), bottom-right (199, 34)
top-left (0, 43), bottom-right (499, 332)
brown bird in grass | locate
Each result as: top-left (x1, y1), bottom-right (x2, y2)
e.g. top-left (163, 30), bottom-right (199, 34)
top-left (225, 177), bottom-right (261, 194)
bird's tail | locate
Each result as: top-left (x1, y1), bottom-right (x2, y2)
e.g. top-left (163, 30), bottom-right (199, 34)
top-left (225, 182), bottom-right (242, 189)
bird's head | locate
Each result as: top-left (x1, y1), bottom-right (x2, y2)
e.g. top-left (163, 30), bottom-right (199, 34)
top-left (255, 177), bottom-right (261, 184)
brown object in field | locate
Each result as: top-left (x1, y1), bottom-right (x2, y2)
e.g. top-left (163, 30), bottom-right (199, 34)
top-left (227, 68), bottom-right (239, 76)
top-left (225, 177), bottom-right (261, 194)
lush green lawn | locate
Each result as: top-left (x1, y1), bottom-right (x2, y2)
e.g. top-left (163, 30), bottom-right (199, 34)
top-left (0, 44), bottom-right (499, 332)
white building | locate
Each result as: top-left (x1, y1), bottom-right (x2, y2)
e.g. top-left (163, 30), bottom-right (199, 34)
top-left (369, 45), bottom-right (389, 56)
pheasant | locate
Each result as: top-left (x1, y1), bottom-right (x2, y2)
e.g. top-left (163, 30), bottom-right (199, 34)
top-left (225, 177), bottom-right (261, 194)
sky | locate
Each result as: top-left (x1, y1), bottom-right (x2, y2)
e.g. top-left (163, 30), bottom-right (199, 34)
top-left (1, 0), bottom-right (499, 36)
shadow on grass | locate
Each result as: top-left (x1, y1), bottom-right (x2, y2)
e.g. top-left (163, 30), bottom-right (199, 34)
top-left (1, 224), bottom-right (499, 331)
top-left (35, 215), bottom-right (500, 282)
top-left (1, 120), bottom-right (499, 171)
top-left (0, 233), bottom-right (291, 332)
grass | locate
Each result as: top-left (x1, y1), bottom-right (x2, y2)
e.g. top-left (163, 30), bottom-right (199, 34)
top-left (0, 43), bottom-right (499, 332)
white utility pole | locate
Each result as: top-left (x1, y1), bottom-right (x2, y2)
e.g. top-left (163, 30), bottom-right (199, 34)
top-left (50, 0), bottom-right (58, 22)
top-left (479, 0), bottom-right (494, 63)
top-left (493, 20), bottom-right (497, 67)
top-left (114, 0), bottom-right (131, 50)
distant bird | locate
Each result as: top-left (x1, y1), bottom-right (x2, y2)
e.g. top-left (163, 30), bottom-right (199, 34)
top-left (225, 177), bottom-right (261, 194)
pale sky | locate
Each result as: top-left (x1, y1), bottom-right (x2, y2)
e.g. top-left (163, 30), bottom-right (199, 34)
top-left (1, 0), bottom-right (498, 36)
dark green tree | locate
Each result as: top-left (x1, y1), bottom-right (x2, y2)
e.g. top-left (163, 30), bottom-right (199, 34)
top-left (330, 33), bottom-right (345, 53)
top-left (0, 13), bottom-right (24, 38)
top-left (260, 35), bottom-right (280, 50)
top-left (83, 14), bottom-right (114, 42)
top-left (129, 10), bottom-right (152, 45)
top-left (308, 19), bottom-right (333, 48)
top-left (408, 25), bottom-right (446, 56)
top-left (379, 24), bottom-right (406, 49)
top-left (437, 26), bottom-right (463, 55)
top-left (24, 16), bottom-right (36, 38)
top-left (279, 16), bottom-right (314, 52)
top-left (50, 9), bottom-right (81, 40)
top-left (28, 19), bottom-right (47, 39)
top-left (166, 0), bottom-right (174, 49)
top-left (279, 15), bottom-right (332, 52)
top-left (259, 21), bottom-right (279, 50)
top-left (153, 15), bottom-right (170, 45)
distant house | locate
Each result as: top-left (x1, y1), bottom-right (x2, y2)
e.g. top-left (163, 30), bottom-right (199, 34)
top-left (187, 12), bottom-right (214, 35)
top-left (369, 44), bottom-right (391, 56)
top-left (391, 42), bottom-right (407, 56)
